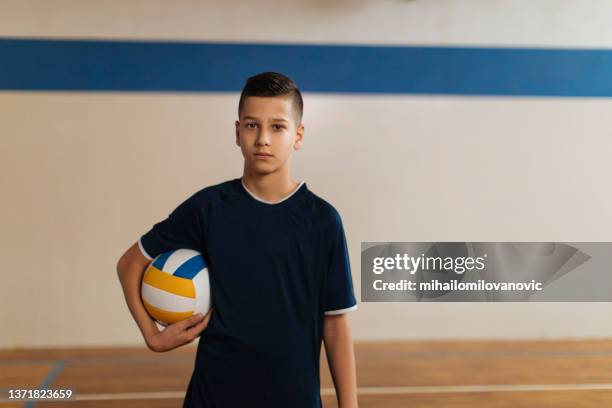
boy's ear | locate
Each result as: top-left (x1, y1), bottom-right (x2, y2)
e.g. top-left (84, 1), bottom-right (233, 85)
top-left (294, 123), bottom-right (304, 150)
top-left (235, 120), bottom-right (240, 146)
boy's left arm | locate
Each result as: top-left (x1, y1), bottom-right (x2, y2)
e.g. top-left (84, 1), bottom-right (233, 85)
top-left (323, 313), bottom-right (358, 408)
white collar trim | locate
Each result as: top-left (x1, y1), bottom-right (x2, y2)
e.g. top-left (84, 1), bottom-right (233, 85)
top-left (241, 179), bottom-right (305, 205)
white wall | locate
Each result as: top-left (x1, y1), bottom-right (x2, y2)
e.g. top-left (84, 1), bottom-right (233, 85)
top-left (1, 0), bottom-right (612, 348)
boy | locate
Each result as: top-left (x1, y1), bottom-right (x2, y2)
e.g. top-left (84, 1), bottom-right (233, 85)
top-left (117, 72), bottom-right (358, 407)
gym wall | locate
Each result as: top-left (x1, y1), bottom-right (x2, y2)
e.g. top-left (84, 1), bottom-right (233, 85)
top-left (1, 0), bottom-right (611, 348)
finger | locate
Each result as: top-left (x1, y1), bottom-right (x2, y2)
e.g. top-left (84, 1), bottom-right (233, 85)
top-left (179, 313), bottom-right (205, 330)
top-left (186, 310), bottom-right (213, 338)
top-left (186, 324), bottom-right (205, 341)
top-left (197, 308), bottom-right (213, 330)
top-left (187, 308), bottom-right (212, 327)
top-left (191, 313), bottom-right (211, 333)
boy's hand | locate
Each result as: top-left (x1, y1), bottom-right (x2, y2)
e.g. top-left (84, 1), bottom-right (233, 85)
top-left (146, 308), bottom-right (213, 352)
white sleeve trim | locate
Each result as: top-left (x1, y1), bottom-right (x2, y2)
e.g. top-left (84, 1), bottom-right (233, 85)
top-left (138, 238), bottom-right (153, 261)
top-left (324, 304), bottom-right (358, 315)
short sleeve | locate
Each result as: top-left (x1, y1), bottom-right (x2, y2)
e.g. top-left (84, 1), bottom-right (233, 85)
top-left (138, 194), bottom-right (205, 261)
top-left (323, 210), bottom-right (358, 315)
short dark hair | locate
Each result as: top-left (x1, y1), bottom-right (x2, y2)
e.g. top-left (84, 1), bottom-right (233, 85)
top-left (238, 72), bottom-right (303, 123)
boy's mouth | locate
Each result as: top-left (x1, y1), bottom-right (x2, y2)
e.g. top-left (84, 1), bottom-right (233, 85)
top-left (254, 153), bottom-right (274, 158)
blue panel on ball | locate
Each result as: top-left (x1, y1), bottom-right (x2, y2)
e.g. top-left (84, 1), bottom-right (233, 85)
top-left (173, 255), bottom-right (207, 280)
top-left (152, 250), bottom-right (174, 270)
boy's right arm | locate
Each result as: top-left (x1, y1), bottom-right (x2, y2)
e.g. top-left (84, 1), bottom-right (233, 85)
top-left (116, 242), bottom-right (211, 352)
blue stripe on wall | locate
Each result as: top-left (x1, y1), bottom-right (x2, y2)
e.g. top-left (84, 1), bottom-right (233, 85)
top-left (1, 37), bottom-right (612, 96)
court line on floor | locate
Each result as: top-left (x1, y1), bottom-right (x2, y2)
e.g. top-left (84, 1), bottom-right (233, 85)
top-left (0, 355), bottom-right (195, 366)
top-left (4, 383), bottom-right (612, 402)
top-left (343, 383), bottom-right (612, 394)
top-left (23, 360), bottom-right (65, 408)
top-left (5, 349), bottom-right (612, 366)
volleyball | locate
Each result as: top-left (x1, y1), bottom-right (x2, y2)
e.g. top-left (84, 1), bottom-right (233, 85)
top-left (141, 248), bottom-right (211, 326)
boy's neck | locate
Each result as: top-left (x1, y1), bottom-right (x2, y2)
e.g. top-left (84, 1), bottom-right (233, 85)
top-left (241, 171), bottom-right (300, 203)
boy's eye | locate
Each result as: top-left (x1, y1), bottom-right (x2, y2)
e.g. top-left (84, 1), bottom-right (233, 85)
top-left (272, 124), bottom-right (285, 130)
top-left (245, 123), bottom-right (257, 129)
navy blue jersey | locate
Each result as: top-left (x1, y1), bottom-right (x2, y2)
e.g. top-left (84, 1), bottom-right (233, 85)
top-left (138, 178), bottom-right (357, 407)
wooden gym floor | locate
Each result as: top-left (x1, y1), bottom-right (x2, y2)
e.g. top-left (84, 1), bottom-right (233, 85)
top-left (2, 339), bottom-right (612, 407)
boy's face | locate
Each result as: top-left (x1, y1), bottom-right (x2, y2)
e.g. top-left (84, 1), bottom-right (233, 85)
top-left (235, 96), bottom-right (304, 177)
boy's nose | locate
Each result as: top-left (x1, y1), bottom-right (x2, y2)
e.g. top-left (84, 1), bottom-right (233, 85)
top-left (255, 130), bottom-right (271, 146)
